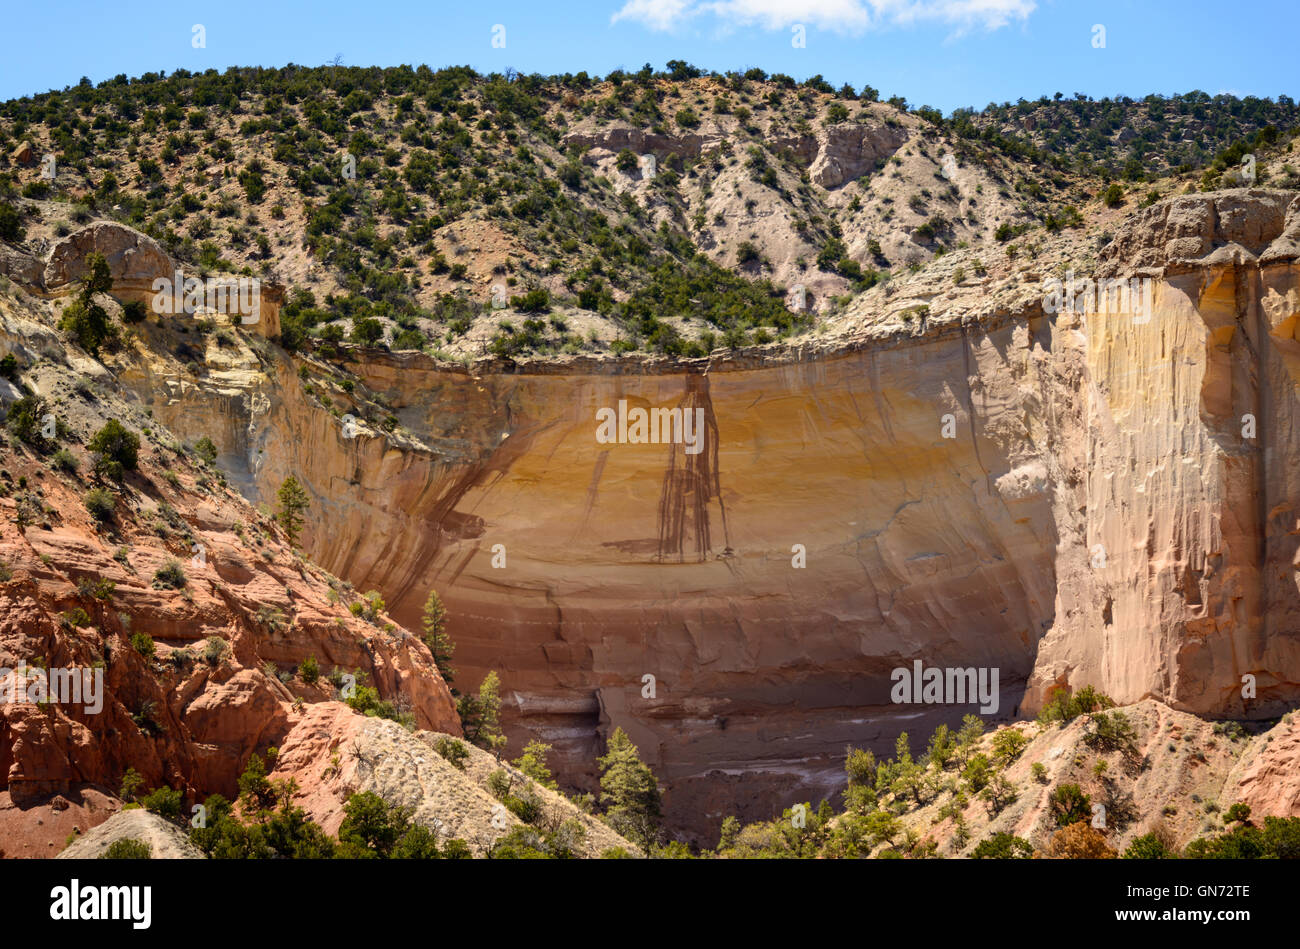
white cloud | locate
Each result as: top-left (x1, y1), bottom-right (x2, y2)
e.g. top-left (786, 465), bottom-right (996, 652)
top-left (610, 0), bottom-right (1034, 33)
top-left (879, 0), bottom-right (1036, 32)
top-left (704, 0), bottom-right (872, 32)
top-left (610, 0), bottom-right (698, 30)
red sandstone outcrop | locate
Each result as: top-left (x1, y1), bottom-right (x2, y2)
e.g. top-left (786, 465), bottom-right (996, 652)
top-left (0, 346), bottom-right (457, 855)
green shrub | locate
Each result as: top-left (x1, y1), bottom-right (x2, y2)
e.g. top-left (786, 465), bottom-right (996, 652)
top-left (1123, 832), bottom-right (1178, 859)
top-left (1038, 685), bottom-right (1114, 724)
top-left (972, 832), bottom-right (1033, 859)
top-left (58, 254), bottom-right (118, 357)
top-left (84, 487), bottom-right (116, 522)
top-left (1225, 803), bottom-right (1252, 824)
top-left (139, 785), bottom-right (182, 819)
top-left (513, 740), bottom-right (558, 789)
top-left (152, 559), bottom-right (187, 589)
top-left (1085, 710), bottom-right (1138, 753)
top-left (203, 636), bottom-right (228, 665)
top-left (130, 631), bottom-right (155, 658)
top-left (1049, 783), bottom-right (1092, 827)
top-left (961, 753), bottom-right (993, 791)
top-left (88, 419), bottom-right (140, 482)
top-left (5, 395), bottom-right (48, 447)
top-left (51, 448), bottom-right (78, 473)
top-left (991, 728), bottom-right (1029, 765)
top-left (509, 288), bottom-right (550, 313)
top-left (1184, 817), bottom-right (1300, 859)
top-left (336, 791), bottom-right (445, 859)
top-left (119, 768), bottom-right (145, 803)
top-left (486, 768), bottom-right (511, 799)
top-left (434, 736), bottom-right (470, 770)
top-left (61, 607), bottom-right (92, 629)
top-left (194, 436), bottom-right (218, 464)
top-left (101, 838), bottom-right (151, 859)
top-left (298, 655), bottom-right (319, 684)
top-left (0, 201), bottom-right (24, 242)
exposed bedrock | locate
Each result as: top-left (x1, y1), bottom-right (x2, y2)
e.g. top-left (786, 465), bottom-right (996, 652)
top-left (124, 191), bottom-right (1300, 840)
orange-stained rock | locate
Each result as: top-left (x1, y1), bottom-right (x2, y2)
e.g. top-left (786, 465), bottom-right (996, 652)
top-left (0, 366), bottom-right (458, 855)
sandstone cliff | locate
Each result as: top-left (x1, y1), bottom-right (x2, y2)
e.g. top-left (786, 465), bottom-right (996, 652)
top-left (29, 192), bottom-right (1296, 841)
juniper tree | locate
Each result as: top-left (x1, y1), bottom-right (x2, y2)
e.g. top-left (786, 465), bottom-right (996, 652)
top-left (88, 419), bottom-right (140, 482)
top-left (58, 252), bottom-right (118, 357)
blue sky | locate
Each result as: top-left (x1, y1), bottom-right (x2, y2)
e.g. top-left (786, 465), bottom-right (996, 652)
top-left (2, 0), bottom-right (1295, 112)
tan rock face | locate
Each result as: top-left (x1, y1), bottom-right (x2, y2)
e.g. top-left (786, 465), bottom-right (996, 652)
top-left (124, 192), bottom-right (1300, 841)
top-left (808, 122), bottom-right (909, 188)
top-left (564, 120), bottom-right (907, 191)
top-left (32, 222), bottom-right (282, 338)
top-left (43, 221), bottom-right (173, 297)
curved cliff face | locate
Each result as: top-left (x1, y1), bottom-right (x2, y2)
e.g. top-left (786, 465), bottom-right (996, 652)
top-left (113, 192), bottom-right (1300, 839)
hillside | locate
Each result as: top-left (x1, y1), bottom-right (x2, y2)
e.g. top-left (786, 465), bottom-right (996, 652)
top-left (2, 65), bottom-right (1297, 362)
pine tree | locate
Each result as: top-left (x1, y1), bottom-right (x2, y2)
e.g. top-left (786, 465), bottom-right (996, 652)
top-left (477, 670), bottom-right (506, 755)
top-left (597, 727), bottom-right (662, 850)
top-left (421, 588), bottom-right (454, 687)
top-left (275, 475), bottom-right (310, 544)
top-left (513, 739), bottom-right (557, 789)
top-left (717, 815), bottom-right (740, 851)
top-left (460, 671), bottom-right (505, 755)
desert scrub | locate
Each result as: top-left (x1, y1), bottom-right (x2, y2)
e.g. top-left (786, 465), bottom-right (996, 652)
top-left (84, 487), bottom-right (115, 523)
top-left (298, 655), bottom-right (319, 683)
top-left (434, 736), bottom-right (470, 770)
top-left (152, 559), bottom-right (187, 589)
top-left (203, 636), bottom-right (228, 665)
top-left (50, 448), bottom-right (79, 474)
top-left (101, 838), bottom-right (151, 859)
top-left (78, 577), bottom-right (116, 600)
top-left (60, 608), bottom-right (92, 629)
